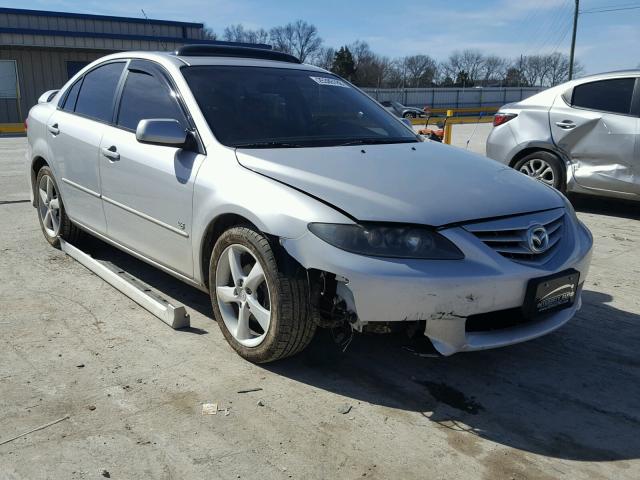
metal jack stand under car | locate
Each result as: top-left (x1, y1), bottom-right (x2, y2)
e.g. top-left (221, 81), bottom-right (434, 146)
top-left (60, 239), bottom-right (190, 330)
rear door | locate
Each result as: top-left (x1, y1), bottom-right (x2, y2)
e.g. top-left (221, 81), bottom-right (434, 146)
top-left (47, 61), bottom-right (126, 234)
top-left (99, 60), bottom-right (205, 276)
top-left (549, 76), bottom-right (639, 194)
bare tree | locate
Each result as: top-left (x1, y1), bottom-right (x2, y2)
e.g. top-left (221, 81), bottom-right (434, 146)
top-left (441, 49), bottom-right (486, 85)
top-left (348, 41), bottom-right (386, 87)
top-left (521, 55), bottom-right (544, 86)
top-left (403, 54), bottom-right (438, 87)
top-left (223, 24), bottom-right (269, 44)
top-left (482, 55), bottom-right (508, 85)
top-left (545, 53), bottom-right (569, 86)
top-left (312, 46), bottom-right (336, 71)
top-left (202, 24), bottom-right (217, 40)
top-left (269, 20), bottom-right (322, 63)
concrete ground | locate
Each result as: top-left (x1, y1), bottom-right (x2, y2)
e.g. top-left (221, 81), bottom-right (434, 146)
top-left (1, 134), bottom-right (639, 480)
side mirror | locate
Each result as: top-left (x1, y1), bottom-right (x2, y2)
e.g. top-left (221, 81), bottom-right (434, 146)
top-left (38, 90), bottom-right (59, 104)
top-left (401, 118), bottom-right (412, 127)
top-left (136, 119), bottom-right (187, 147)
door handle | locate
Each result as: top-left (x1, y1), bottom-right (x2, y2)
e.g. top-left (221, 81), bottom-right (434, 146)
top-left (47, 123), bottom-right (60, 135)
top-left (555, 120), bottom-right (576, 130)
top-left (101, 145), bottom-right (120, 161)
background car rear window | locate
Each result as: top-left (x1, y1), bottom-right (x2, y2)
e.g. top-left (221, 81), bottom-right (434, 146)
top-left (74, 62), bottom-right (125, 122)
top-left (61, 78), bottom-right (82, 112)
top-left (117, 70), bottom-right (186, 131)
top-left (572, 78), bottom-right (635, 115)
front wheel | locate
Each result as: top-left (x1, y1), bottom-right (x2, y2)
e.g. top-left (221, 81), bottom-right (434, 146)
top-left (513, 151), bottom-right (565, 192)
top-left (209, 226), bottom-right (316, 363)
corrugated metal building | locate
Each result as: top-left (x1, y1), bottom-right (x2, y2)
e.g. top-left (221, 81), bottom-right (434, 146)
top-left (0, 7), bottom-right (219, 124)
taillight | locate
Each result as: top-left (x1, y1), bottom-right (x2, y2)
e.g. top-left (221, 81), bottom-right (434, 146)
top-left (493, 113), bottom-right (517, 127)
top-left (24, 118), bottom-right (28, 130)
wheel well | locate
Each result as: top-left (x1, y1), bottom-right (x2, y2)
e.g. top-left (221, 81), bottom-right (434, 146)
top-left (31, 156), bottom-right (49, 199)
top-left (509, 147), bottom-right (567, 187)
top-left (509, 147), bottom-right (561, 168)
top-left (200, 213), bottom-right (258, 289)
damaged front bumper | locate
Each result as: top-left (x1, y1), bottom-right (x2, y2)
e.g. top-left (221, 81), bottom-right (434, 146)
top-left (281, 218), bottom-right (593, 356)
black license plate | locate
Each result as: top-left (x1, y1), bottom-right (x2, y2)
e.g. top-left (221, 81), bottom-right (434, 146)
top-left (523, 269), bottom-right (580, 319)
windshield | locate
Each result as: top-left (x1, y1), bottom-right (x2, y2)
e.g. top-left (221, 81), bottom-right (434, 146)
top-left (181, 66), bottom-right (418, 148)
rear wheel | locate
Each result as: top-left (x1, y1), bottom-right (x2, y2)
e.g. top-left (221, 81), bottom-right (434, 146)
top-left (513, 151), bottom-right (565, 192)
top-left (209, 226), bottom-right (316, 363)
top-left (36, 166), bottom-right (82, 247)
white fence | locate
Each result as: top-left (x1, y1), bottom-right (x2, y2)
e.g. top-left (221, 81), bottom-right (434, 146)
top-left (361, 87), bottom-right (545, 109)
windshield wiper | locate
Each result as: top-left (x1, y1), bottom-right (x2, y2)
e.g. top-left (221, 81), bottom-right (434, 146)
top-left (234, 141), bottom-right (307, 149)
top-left (336, 138), bottom-right (418, 147)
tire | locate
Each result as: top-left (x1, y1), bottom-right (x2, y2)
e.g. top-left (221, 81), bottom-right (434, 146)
top-left (209, 226), bottom-right (316, 363)
top-left (513, 151), bottom-right (565, 192)
top-left (35, 166), bottom-right (82, 247)
top-left (403, 112), bottom-right (416, 119)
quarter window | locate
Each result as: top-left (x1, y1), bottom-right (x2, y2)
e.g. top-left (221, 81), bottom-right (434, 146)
top-left (572, 78), bottom-right (635, 115)
top-left (61, 79), bottom-right (82, 112)
top-left (116, 70), bottom-right (186, 131)
top-left (74, 62), bottom-right (125, 122)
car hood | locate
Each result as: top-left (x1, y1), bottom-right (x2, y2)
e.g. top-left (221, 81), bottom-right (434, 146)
top-left (235, 141), bottom-right (563, 226)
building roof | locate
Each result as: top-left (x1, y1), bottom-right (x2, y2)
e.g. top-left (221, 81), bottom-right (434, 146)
top-left (0, 7), bottom-right (203, 27)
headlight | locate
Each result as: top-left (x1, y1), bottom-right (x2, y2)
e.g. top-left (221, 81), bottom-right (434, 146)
top-left (308, 223), bottom-right (464, 259)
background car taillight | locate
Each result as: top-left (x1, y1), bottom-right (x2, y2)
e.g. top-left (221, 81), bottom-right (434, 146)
top-left (493, 113), bottom-right (517, 127)
top-left (24, 118), bottom-right (28, 130)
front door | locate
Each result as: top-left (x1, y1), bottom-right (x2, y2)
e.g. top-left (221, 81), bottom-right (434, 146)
top-left (99, 61), bottom-right (205, 277)
top-left (550, 76), bottom-right (639, 195)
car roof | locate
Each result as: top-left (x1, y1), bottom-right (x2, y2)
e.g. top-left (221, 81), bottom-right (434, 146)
top-left (575, 69), bottom-right (640, 82)
top-left (98, 50), bottom-right (329, 74)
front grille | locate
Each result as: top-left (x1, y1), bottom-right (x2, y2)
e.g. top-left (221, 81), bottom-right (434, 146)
top-left (464, 208), bottom-right (565, 266)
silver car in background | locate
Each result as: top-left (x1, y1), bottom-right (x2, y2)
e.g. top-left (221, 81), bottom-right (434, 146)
top-left (27, 45), bottom-right (592, 363)
top-left (487, 70), bottom-right (640, 200)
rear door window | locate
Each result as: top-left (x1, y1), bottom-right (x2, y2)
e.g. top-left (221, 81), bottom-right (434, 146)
top-left (74, 62), bottom-right (125, 122)
top-left (116, 70), bottom-right (186, 131)
top-left (571, 78), bottom-right (635, 115)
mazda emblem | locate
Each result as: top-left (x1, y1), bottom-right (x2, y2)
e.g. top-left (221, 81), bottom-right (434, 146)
top-left (527, 225), bottom-right (550, 253)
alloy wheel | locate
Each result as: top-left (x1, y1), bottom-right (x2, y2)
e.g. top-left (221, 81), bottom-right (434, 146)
top-left (215, 244), bottom-right (272, 347)
top-left (519, 158), bottom-right (555, 186)
top-left (38, 175), bottom-right (61, 237)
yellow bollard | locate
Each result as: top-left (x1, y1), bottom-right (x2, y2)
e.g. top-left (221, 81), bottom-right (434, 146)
top-left (443, 109), bottom-right (454, 144)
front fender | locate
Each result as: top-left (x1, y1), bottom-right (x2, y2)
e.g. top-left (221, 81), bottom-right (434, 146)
top-left (191, 150), bottom-right (352, 285)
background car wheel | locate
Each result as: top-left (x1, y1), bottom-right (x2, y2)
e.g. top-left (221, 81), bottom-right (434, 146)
top-left (35, 166), bottom-right (82, 247)
top-left (513, 151), bottom-right (565, 192)
top-left (403, 112), bottom-right (416, 119)
top-left (209, 226), bottom-right (316, 363)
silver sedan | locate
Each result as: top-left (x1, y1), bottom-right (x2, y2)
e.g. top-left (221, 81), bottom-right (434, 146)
top-left (27, 46), bottom-right (593, 363)
top-left (487, 70), bottom-right (640, 200)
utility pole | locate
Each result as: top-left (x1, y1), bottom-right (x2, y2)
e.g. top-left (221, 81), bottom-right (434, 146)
top-left (568, 0), bottom-right (579, 80)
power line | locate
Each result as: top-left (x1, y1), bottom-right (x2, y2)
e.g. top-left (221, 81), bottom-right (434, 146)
top-left (521, 0), bottom-right (572, 58)
top-left (581, 5), bottom-right (640, 13)
top-left (547, 16), bottom-right (573, 54)
top-left (537, 0), bottom-right (573, 54)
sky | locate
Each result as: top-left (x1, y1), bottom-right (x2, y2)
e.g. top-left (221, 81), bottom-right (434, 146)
top-left (5, 0), bottom-right (640, 74)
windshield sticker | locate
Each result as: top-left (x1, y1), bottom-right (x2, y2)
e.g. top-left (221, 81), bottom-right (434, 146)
top-left (309, 76), bottom-right (350, 88)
